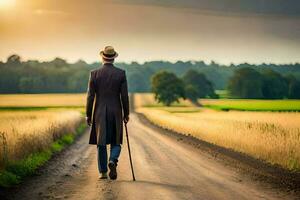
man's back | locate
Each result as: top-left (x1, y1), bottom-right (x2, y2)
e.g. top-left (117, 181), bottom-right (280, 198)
top-left (86, 62), bottom-right (129, 145)
top-left (92, 63), bottom-right (126, 104)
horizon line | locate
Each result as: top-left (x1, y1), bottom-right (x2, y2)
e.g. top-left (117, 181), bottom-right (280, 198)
top-left (1, 54), bottom-right (300, 66)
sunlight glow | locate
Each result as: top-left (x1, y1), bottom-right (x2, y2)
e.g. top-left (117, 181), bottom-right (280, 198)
top-left (0, 0), bottom-right (15, 8)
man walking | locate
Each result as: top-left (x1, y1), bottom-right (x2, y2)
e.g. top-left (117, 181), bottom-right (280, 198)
top-left (86, 46), bottom-right (130, 180)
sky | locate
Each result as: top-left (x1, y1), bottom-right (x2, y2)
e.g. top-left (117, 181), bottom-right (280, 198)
top-left (0, 0), bottom-right (300, 64)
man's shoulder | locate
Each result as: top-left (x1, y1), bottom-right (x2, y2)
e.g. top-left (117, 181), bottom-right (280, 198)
top-left (89, 69), bottom-right (101, 80)
top-left (90, 69), bottom-right (98, 74)
top-left (112, 65), bottom-right (125, 73)
top-left (112, 65), bottom-right (126, 76)
top-left (90, 65), bottom-right (125, 76)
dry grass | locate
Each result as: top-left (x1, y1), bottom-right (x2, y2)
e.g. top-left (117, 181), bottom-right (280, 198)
top-left (135, 93), bottom-right (300, 171)
top-left (0, 110), bottom-right (83, 168)
top-left (134, 93), bottom-right (193, 108)
top-left (0, 93), bottom-right (86, 107)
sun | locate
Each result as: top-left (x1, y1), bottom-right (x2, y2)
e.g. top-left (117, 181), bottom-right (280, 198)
top-left (0, 0), bottom-right (16, 8)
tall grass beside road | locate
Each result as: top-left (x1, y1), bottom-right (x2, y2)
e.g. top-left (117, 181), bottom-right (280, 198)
top-left (0, 110), bottom-right (83, 168)
top-left (0, 110), bottom-right (85, 187)
top-left (135, 93), bottom-right (300, 171)
top-left (0, 93), bottom-right (87, 187)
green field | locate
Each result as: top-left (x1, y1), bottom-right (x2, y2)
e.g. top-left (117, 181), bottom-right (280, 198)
top-left (215, 90), bottom-right (230, 99)
top-left (200, 99), bottom-right (300, 112)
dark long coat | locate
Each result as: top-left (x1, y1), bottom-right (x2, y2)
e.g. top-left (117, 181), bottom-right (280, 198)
top-left (86, 63), bottom-right (129, 145)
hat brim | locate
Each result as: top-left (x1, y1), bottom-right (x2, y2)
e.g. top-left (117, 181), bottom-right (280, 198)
top-left (100, 51), bottom-right (118, 59)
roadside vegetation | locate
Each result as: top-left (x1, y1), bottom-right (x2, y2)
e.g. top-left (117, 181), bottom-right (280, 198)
top-left (0, 124), bottom-right (86, 188)
top-left (135, 93), bottom-right (300, 171)
top-left (0, 94), bottom-right (87, 187)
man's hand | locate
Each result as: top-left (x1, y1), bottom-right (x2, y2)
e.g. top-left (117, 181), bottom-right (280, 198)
top-left (124, 115), bottom-right (129, 124)
top-left (86, 117), bottom-right (92, 126)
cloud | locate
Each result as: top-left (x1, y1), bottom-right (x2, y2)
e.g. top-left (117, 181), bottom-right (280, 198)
top-left (110, 0), bottom-right (300, 17)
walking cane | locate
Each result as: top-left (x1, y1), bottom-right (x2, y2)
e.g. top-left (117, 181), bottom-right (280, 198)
top-left (125, 122), bottom-right (136, 181)
top-left (125, 123), bottom-right (135, 181)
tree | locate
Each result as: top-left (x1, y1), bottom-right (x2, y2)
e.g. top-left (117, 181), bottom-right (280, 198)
top-left (183, 69), bottom-right (217, 100)
top-left (6, 54), bottom-right (22, 69)
top-left (228, 67), bottom-right (264, 98)
top-left (128, 72), bottom-right (150, 92)
top-left (261, 70), bottom-right (288, 99)
top-left (52, 57), bottom-right (67, 68)
top-left (67, 71), bottom-right (89, 92)
top-left (7, 54), bottom-right (21, 64)
top-left (151, 71), bottom-right (185, 106)
top-left (286, 75), bottom-right (300, 99)
top-left (19, 77), bottom-right (45, 93)
top-left (184, 84), bottom-right (198, 102)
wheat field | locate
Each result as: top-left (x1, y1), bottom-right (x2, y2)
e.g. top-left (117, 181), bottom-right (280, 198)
top-left (0, 110), bottom-right (83, 168)
top-left (0, 94), bottom-right (86, 107)
top-left (135, 93), bottom-right (300, 170)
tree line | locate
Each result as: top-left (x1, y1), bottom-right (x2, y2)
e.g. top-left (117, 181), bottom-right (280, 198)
top-left (228, 67), bottom-right (300, 99)
top-left (0, 55), bottom-right (92, 93)
top-left (0, 54), bottom-right (300, 97)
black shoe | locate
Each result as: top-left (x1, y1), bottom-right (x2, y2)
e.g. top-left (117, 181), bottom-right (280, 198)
top-left (99, 172), bottom-right (108, 179)
top-left (108, 161), bottom-right (117, 180)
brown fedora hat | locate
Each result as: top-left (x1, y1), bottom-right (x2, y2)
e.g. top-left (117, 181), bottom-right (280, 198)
top-left (100, 46), bottom-right (118, 59)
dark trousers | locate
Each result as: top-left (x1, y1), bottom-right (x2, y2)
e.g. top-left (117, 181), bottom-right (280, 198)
top-left (97, 144), bottom-right (121, 173)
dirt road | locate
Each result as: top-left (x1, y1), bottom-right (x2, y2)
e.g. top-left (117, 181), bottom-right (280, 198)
top-left (4, 114), bottom-right (297, 200)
